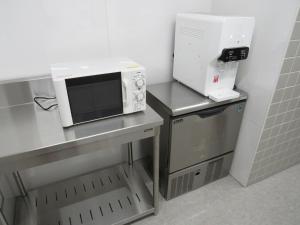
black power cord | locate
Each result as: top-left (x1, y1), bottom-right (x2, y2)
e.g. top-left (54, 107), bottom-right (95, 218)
top-left (34, 96), bottom-right (58, 111)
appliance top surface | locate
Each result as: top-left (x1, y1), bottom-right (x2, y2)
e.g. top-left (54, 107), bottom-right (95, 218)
top-left (147, 81), bottom-right (247, 116)
top-left (177, 13), bottom-right (254, 21)
top-left (0, 103), bottom-right (162, 165)
top-left (51, 58), bottom-right (143, 80)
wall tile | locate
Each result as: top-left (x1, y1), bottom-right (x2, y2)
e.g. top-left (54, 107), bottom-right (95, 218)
top-left (288, 98), bottom-right (298, 110)
top-left (284, 111), bottom-right (294, 122)
top-left (281, 58), bottom-right (294, 73)
top-left (293, 85), bottom-right (300, 98)
top-left (287, 72), bottom-right (299, 86)
top-left (270, 127), bottom-right (280, 137)
top-left (249, 14), bottom-right (300, 186)
top-left (297, 98), bottom-right (300, 107)
top-left (296, 44), bottom-right (300, 56)
top-left (279, 123), bottom-right (289, 134)
top-left (268, 103), bottom-right (280, 116)
top-left (275, 113), bottom-right (285, 125)
top-left (291, 22), bottom-right (300, 40)
top-left (294, 108), bottom-right (300, 118)
top-left (276, 74), bottom-right (289, 89)
top-left (291, 57), bottom-right (300, 72)
top-left (261, 128), bottom-right (272, 140)
top-left (265, 116), bottom-right (276, 129)
top-left (278, 101), bottom-right (289, 114)
top-left (297, 73), bottom-right (300, 83)
top-left (272, 89), bottom-right (284, 103)
top-left (285, 40), bottom-right (300, 57)
top-left (297, 10), bottom-right (300, 22)
top-left (283, 87), bottom-right (294, 100)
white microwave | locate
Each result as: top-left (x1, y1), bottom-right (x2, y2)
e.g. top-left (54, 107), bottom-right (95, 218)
top-left (51, 58), bottom-right (146, 127)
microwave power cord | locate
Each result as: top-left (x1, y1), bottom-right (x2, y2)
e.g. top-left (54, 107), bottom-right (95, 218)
top-left (34, 96), bottom-right (58, 111)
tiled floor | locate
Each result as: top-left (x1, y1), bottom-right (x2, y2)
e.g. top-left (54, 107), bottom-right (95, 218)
top-left (134, 164), bottom-right (300, 225)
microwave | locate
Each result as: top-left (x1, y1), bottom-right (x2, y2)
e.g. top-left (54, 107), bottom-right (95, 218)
top-left (51, 58), bottom-right (146, 127)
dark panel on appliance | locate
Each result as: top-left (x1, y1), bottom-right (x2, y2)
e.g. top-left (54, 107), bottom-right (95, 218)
top-left (218, 47), bottom-right (249, 62)
top-left (66, 73), bottom-right (123, 124)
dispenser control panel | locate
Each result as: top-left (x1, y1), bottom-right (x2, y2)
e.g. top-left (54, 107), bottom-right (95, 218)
top-left (218, 47), bottom-right (249, 62)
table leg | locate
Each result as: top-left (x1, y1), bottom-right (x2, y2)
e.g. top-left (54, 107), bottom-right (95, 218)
top-left (0, 209), bottom-right (9, 225)
top-left (153, 127), bottom-right (160, 215)
top-left (127, 142), bottom-right (133, 167)
top-left (0, 188), bottom-right (8, 225)
top-left (13, 171), bottom-right (27, 197)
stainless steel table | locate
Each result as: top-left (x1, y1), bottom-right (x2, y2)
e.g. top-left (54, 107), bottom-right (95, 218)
top-left (0, 103), bottom-right (163, 225)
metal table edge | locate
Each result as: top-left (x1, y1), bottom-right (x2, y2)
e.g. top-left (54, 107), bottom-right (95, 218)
top-left (0, 121), bottom-right (163, 170)
top-left (171, 94), bottom-right (248, 116)
top-left (147, 88), bottom-right (248, 117)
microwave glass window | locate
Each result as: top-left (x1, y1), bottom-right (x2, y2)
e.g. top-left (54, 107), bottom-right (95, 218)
top-left (65, 72), bottom-right (123, 124)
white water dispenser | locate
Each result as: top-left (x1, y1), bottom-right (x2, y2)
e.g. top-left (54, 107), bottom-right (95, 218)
top-left (173, 13), bottom-right (254, 102)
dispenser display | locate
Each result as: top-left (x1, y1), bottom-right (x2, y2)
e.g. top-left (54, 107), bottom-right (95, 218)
top-left (173, 13), bottom-right (255, 102)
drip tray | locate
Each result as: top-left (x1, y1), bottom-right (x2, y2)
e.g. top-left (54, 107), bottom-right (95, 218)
top-left (14, 163), bottom-right (154, 225)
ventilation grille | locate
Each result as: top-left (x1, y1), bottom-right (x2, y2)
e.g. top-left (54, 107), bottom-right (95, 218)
top-left (204, 158), bottom-right (224, 184)
top-left (180, 26), bottom-right (204, 39)
top-left (170, 171), bottom-right (195, 199)
top-left (169, 157), bottom-right (225, 199)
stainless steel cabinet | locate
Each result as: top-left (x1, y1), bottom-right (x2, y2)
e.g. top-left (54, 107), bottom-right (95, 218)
top-left (147, 81), bottom-right (247, 200)
top-left (169, 102), bottom-right (245, 173)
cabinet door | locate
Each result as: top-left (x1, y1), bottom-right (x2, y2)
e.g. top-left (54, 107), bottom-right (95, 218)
top-left (169, 102), bottom-right (245, 173)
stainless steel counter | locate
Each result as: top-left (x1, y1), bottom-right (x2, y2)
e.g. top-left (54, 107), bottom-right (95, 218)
top-left (0, 103), bottom-right (162, 170)
top-left (147, 81), bottom-right (247, 116)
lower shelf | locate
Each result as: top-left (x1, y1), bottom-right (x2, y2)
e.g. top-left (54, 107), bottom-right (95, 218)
top-left (14, 162), bottom-right (154, 225)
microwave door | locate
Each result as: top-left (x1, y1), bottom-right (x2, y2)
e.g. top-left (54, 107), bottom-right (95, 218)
top-left (65, 72), bottom-right (123, 124)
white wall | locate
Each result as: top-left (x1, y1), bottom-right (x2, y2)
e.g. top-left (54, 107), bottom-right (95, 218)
top-left (211, 0), bottom-right (300, 185)
top-left (0, 0), bottom-right (211, 84)
top-left (0, 0), bottom-right (110, 80)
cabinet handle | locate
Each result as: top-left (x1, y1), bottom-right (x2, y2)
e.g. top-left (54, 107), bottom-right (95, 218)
top-left (197, 105), bottom-right (228, 118)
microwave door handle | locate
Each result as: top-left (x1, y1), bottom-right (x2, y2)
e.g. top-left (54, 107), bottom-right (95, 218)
top-left (122, 80), bottom-right (128, 106)
top-left (197, 105), bottom-right (228, 118)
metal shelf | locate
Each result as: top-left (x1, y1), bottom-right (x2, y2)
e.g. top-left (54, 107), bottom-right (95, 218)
top-left (0, 90), bottom-right (161, 225)
top-left (14, 162), bottom-right (154, 225)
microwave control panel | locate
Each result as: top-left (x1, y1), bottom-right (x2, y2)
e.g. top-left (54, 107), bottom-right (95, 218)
top-left (122, 68), bottom-right (146, 114)
top-left (132, 72), bottom-right (146, 111)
